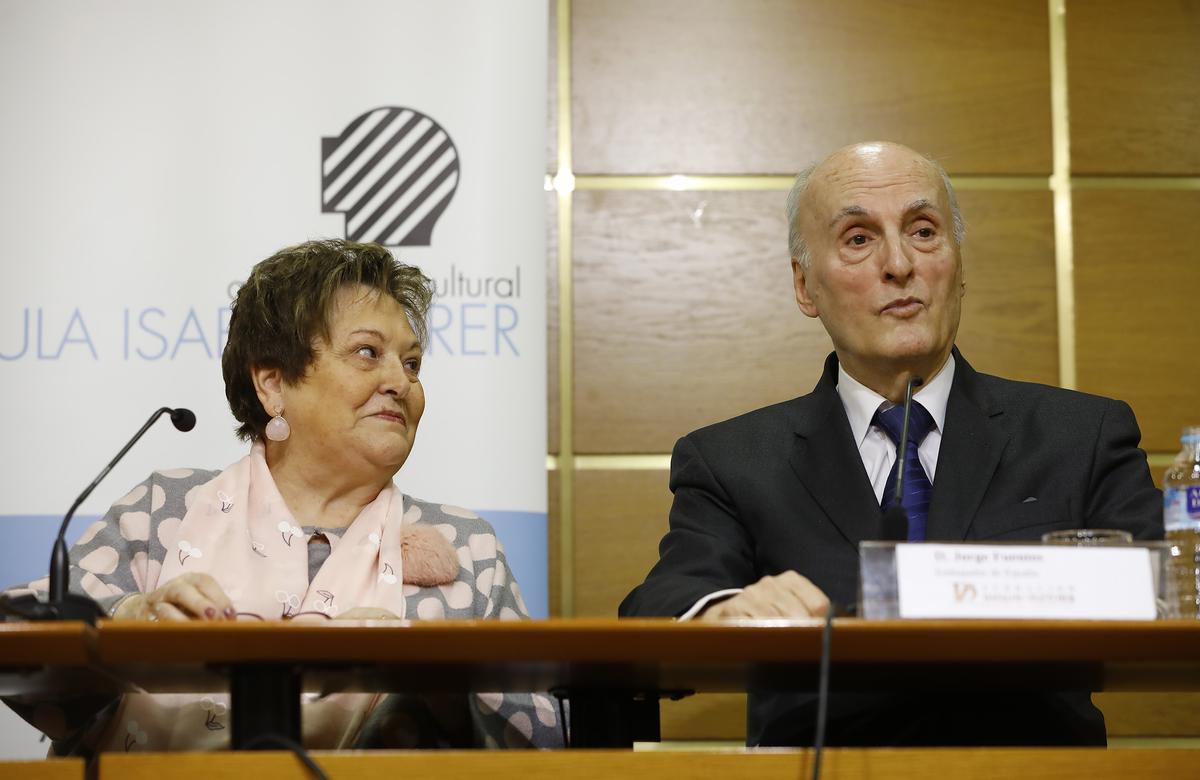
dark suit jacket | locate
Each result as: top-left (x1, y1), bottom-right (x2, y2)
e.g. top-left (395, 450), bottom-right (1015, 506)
top-left (619, 350), bottom-right (1163, 746)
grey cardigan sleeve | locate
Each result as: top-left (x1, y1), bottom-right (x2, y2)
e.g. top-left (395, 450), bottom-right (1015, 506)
top-left (467, 536), bottom-right (565, 748)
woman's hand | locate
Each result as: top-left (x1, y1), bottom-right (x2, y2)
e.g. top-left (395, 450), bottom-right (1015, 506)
top-left (112, 573), bottom-right (236, 622)
top-left (335, 606), bottom-right (401, 621)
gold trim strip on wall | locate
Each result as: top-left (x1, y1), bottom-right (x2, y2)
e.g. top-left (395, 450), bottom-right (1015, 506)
top-left (1048, 0), bottom-right (1076, 391)
top-left (556, 453), bottom-right (1177, 471)
top-left (1072, 177), bottom-right (1200, 190)
top-left (573, 175), bottom-right (1052, 192)
top-left (549, 455), bottom-right (674, 471)
top-left (575, 455), bottom-right (673, 470)
top-left (555, 0), bottom-right (575, 618)
top-left (1148, 454), bottom-right (1178, 471)
top-left (555, 1), bottom-right (571, 177)
top-left (554, 453), bottom-right (1177, 474)
top-left (949, 177), bottom-right (1052, 190)
top-left (576, 175), bottom-right (792, 191)
top-left (569, 174), bottom-right (1200, 193)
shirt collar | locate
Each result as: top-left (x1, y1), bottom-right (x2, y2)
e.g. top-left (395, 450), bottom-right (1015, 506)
top-left (836, 354), bottom-right (955, 446)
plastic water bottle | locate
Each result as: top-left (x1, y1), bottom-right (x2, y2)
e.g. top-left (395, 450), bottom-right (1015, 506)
top-left (1164, 426), bottom-right (1200, 618)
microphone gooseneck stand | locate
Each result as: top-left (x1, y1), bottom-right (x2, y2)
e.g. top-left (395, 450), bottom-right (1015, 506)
top-left (812, 374), bottom-right (925, 780)
top-left (1, 407), bottom-right (195, 623)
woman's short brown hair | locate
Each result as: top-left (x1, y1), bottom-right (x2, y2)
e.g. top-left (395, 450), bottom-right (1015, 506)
top-left (222, 239), bottom-right (434, 441)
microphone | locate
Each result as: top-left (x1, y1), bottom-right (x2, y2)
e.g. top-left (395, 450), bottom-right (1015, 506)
top-left (3, 407), bottom-right (195, 623)
top-left (880, 376), bottom-right (924, 542)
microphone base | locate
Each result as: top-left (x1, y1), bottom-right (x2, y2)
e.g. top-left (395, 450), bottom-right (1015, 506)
top-left (1, 592), bottom-right (106, 625)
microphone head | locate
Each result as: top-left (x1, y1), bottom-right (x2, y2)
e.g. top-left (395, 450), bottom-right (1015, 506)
top-left (169, 408), bottom-right (197, 432)
top-left (911, 375), bottom-right (925, 388)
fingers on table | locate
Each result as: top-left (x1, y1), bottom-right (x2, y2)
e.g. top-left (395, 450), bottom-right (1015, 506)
top-left (151, 577), bottom-right (230, 621)
top-left (715, 571), bottom-right (831, 619)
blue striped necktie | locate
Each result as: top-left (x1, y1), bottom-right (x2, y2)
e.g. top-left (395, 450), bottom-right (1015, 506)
top-left (873, 401), bottom-right (936, 541)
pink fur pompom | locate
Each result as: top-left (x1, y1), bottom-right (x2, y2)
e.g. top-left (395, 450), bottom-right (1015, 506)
top-left (400, 525), bottom-right (460, 586)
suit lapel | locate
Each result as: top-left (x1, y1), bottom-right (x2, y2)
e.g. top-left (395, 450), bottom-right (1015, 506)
top-left (926, 352), bottom-right (1010, 541)
top-left (788, 354), bottom-right (883, 549)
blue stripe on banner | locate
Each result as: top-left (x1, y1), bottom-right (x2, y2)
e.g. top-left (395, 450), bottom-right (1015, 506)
top-left (0, 515), bottom-right (99, 590)
top-left (0, 512), bottom-right (550, 619)
top-left (475, 510), bottom-right (549, 619)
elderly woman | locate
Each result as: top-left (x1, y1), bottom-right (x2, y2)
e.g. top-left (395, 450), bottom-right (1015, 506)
top-left (5, 239), bottom-right (560, 753)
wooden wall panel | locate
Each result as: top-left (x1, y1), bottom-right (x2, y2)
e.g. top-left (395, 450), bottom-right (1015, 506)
top-left (546, 0), bottom-right (557, 174)
top-left (571, 0), bottom-right (1051, 175)
top-left (572, 469), bottom-right (672, 617)
top-left (1067, 0), bottom-right (1200, 175)
top-left (661, 693), bottom-right (746, 741)
top-left (1074, 189), bottom-right (1200, 452)
top-left (952, 189), bottom-right (1058, 385)
top-left (572, 189), bottom-right (828, 454)
top-left (572, 188), bottom-right (1057, 454)
top-left (1095, 693), bottom-right (1200, 737)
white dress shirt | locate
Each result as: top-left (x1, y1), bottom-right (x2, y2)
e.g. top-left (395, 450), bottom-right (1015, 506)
top-left (678, 356), bottom-right (957, 620)
top-left (837, 355), bottom-right (954, 503)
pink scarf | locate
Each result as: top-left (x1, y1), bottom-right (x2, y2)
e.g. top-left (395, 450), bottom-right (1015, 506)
top-left (100, 443), bottom-right (454, 751)
top-left (155, 442), bottom-right (410, 620)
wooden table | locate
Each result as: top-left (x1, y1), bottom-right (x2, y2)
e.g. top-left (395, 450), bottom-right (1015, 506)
top-left (5, 619), bottom-right (1200, 748)
top-left (95, 748), bottom-right (1200, 780)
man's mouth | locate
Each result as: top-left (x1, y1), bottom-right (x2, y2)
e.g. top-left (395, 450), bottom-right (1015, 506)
top-left (881, 297), bottom-right (923, 317)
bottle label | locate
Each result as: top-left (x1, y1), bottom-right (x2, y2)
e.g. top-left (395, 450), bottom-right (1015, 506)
top-left (1165, 486), bottom-right (1200, 530)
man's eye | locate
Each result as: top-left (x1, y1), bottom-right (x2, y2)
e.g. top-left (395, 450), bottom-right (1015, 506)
top-left (404, 358), bottom-right (421, 375)
top-left (848, 234), bottom-right (869, 246)
top-left (356, 345), bottom-right (378, 359)
top-left (914, 227), bottom-right (935, 239)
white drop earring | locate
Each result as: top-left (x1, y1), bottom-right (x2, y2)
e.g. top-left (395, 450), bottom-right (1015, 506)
top-left (265, 405), bottom-right (291, 442)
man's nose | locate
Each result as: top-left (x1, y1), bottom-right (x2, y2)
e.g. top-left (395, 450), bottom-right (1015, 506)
top-left (881, 235), bottom-right (915, 280)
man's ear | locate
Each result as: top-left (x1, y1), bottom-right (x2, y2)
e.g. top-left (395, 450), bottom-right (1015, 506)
top-left (792, 258), bottom-right (820, 319)
top-left (251, 365), bottom-right (285, 417)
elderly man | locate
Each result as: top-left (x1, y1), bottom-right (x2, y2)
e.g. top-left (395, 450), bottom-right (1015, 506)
top-left (619, 142), bottom-right (1162, 746)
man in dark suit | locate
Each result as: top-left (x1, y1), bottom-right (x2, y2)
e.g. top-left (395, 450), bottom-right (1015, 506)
top-left (619, 141), bottom-right (1163, 746)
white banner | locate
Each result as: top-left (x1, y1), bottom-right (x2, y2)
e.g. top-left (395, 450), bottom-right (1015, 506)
top-left (0, 1), bottom-right (548, 617)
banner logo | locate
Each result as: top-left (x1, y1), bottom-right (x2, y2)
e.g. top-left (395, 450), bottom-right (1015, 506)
top-left (321, 107), bottom-right (460, 246)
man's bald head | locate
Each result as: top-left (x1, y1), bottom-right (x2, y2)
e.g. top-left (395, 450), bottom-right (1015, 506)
top-left (786, 142), bottom-right (965, 269)
top-left (787, 141), bottom-right (967, 401)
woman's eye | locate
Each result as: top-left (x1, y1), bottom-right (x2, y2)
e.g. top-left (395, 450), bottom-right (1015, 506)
top-left (356, 345), bottom-right (378, 359)
top-left (403, 358), bottom-right (421, 375)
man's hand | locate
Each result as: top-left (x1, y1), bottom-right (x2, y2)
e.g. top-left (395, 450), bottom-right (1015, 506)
top-left (112, 573), bottom-right (235, 621)
top-left (699, 571), bottom-right (830, 620)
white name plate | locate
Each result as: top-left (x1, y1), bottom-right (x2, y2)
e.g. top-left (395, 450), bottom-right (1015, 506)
top-left (895, 544), bottom-right (1156, 620)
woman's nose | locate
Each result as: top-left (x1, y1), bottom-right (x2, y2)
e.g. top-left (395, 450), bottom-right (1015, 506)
top-left (380, 358), bottom-right (411, 397)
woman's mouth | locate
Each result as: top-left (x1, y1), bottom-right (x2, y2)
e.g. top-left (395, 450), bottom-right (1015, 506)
top-left (372, 411), bottom-right (407, 426)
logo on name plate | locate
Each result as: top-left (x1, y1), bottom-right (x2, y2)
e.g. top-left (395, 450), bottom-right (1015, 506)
top-left (321, 107), bottom-right (460, 247)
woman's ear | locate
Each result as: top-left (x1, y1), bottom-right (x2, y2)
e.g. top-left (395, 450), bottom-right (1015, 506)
top-left (251, 366), bottom-right (285, 417)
